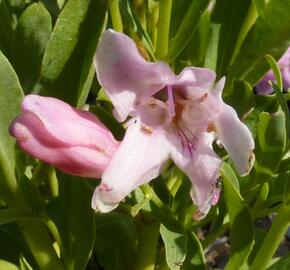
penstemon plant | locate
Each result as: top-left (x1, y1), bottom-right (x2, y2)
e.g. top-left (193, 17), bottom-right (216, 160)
top-left (0, 0), bottom-right (290, 270)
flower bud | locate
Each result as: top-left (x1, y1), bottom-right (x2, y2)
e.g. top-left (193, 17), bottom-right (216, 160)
top-left (256, 47), bottom-right (290, 95)
top-left (9, 95), bottom-right (119, 178)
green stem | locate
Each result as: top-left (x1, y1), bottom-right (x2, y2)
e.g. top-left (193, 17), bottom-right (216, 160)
top-left (108, 0), bottom-right (123, 32)
top-left (135, 221), bottom-right (160, 270)
top-left (151, 4), bottom-right (159, 49)
top-left (251, 183), bottom-right (269, 216)
top-left (134, 0), bottom-right (146, 30)
top-left (155, 0), bottom-right (172, 59)
top-left (250, 205), bottom-right (290, 270)
top-left (141, 184), bottom-right (163, 207)
top-left (48, 167), bottom-right (59, 197)
top-left (0, 145), bottom-right (18, 197)
top-left (44, 215), bottom-right (61, 247)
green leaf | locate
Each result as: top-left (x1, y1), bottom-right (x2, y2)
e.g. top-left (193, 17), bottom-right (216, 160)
top-left (90, 105), bottom-right (125, 140)
top-left (0, 260), bottom-right (19, 270)
top-left (0, 0), bottom-right (14, 60)
top-left (253, 0), bottom-right (265, 17)
top-left (267, 253), bottom-right (290, 270)
top-left (222, 163), bottom-right (240, 190)
top-left (50, 173), bottom-right (95, 270)
top-left (272, 84), bottom-right (290, 139)
top-left (41, 0), bottom-right (107, 106)
top-left (0, 50), bottom-right (24, 198)
top-left (160, 218), bottom-right (188, 270)
top-left (76, 64), bottom-right (95, 108)
top-left (265, 55), bottom-right (290, 139)
top-left (229, 0), bottom-right (290, 84)
top-left (170, 0), bottom-right (192, 38)
top-left (18, 175), bottom-right (44, 217)
top-left (181, 230), bottom-right (205, 270)
top-left (95, 213), bottom-right (138, 270)
top-left (131, 193), bottom-right (152, 217)
top-left (265, 54), bottom-right (283, 90)
top-left (19, 256), bottom-right (33, 270)
top-left (186, 11), bottom-right (211, 67)
top-left (0, 208), bottom-right (32, 225)
top-left (14, 3), bottom-right (52, 93)
top-left (168, 0), bottom-right (210, 62)
top-left (222, 163), bottom-right (255, 270)
top-left (224, 79), bottom-right (255, 118)
top-left (255, 110), bottom-right (287, 181)
top-left (283, 172), bottom-right (290, 206)
top-left (0, 223), bottom-right (40, 270)
top-left (212, 0), bottom-right (252, 77)
top-left (204, 23), bottom-right (220, 71)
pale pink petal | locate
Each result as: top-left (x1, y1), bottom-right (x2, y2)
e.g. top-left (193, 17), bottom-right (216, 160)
top-left (168, 132), bottom-right (222, 219)
top-left (176, 67), bottom-right (216, 88)
top-left (21, 95), bottom-right (118, 154)
top-left (91, 118), bottom-right (170, 212)
top-left (213, 104), bottom-right (255, 175)
top-left (282, 66), bottom-right (290, 90)
top-left (10, 112), bottom-right (111, 178)
top-left (180, 94), bottom-right (222, 133)
top-left (138, 97), bottom-right (171, 128)
top-left (278, 47), bottom-right (290, 68)
top-left (94, 29), bottom-right (177, 121)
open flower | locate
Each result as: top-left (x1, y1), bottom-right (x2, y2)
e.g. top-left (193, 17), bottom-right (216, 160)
top-left (10, 95), bottom-right (119, 178)
top-left (92, 30), bottom-right (255, 218)
top-left (256, 47), bottom-right (290, 95)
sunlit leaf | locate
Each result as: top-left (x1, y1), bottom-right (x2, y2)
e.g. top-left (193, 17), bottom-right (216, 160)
top-left (181, 230), bottom-right (205, 270)
top-left (41, 0), bottom-right (107, 106)
top-left (0, 260), bottom-right (19, 270)
top-left (254, 110), bottom-right (287, 183)
top-left (0, 51), bottom-right (23, 199)
top-left (14, 3), bottom-right (52, 93)
top-left (160, 217), bottom-right (187, 270)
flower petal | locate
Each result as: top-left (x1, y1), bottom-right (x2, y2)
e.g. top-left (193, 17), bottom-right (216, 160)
top-left (138, 97), bottom-right (171, 128)
top-left (214, 104), bottom-right (255, 175)
top-left (10, 112), bottom-right (111, 178)
top-left (176, 67), bottom-right (217, 88)
top-left (91, 118), bottom-right (170, 212)
top-left (94, 29), bottom-right (176, 121)
top-left (22, 95), bottom-right (118, 154)
top-left (168, 132), bottom-right (222, 219)
top-left (255, 71), bottom-right (274, 95)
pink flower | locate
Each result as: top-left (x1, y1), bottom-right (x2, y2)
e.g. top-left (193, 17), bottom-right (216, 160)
top-left (92, 30), bottom-right (255, 218)
top-left (256, 48), bottom-right (290, 95)
top-left (9, 95), bottom-right (119, 178)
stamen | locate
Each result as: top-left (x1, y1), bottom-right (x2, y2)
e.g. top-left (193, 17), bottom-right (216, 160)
top-left (167, 85), bottom-right (175, 117)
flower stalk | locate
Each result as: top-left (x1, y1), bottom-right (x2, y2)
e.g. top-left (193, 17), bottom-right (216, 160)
top-left (108, 0), bottom-right (123, 32)
top-left (250, 204), bottom-right (290, 270)
top-left (156, 0), bottom-right (172, 59)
